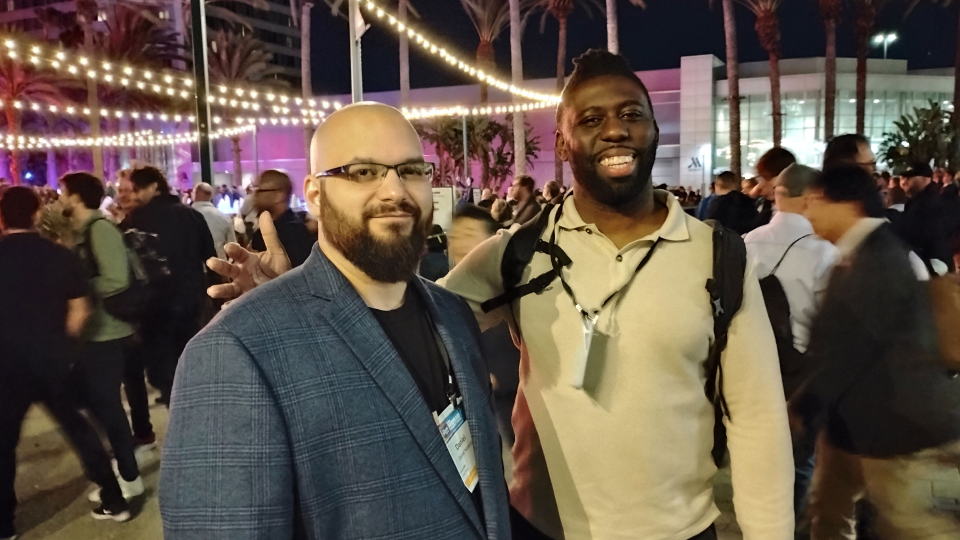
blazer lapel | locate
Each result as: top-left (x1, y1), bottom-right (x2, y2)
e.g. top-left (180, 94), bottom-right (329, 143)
top-left (310, 255), bottom-right (483, 536)
top-left (416, 281), bottom-right (501, 538)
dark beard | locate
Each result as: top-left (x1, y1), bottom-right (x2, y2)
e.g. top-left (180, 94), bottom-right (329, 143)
top-left (569, 141), bottom-right (659, 208)
top-left (320, 187), bottom-right (431, 284)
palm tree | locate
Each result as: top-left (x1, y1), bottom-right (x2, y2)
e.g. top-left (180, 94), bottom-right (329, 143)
top-left (460, 0), bottom-right (511, 104)
top-left (852, 0), bottom-right (890, 135)
top-left (207, 31), bottom-right (289, 186)
top-left (605, 0), bottom-right (646, 54)
top-left (720, 0), bottom-right (742, 177)
top-left (0, 59), bottom-right (69, 183)
top-left (820, 0), bottom-right (841, 140)
top-left (510, 0), bottom-right (525, 175)
top-left (398, 0), bottom-right (423, 106)
top-left (737, 0), bottom-right (784, 147)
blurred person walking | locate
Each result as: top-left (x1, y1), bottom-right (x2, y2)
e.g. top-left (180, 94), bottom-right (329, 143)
top-left (896, 163), bottom-right (954, 274)
top-left (822, 134), bottom-right (877, 174)
top-left (0, 187), bottom-right (131, 537)
top-left (61, 172), bottom-right (145, 504)
top-left (506, 174), bottom-right (541, 226)
top-left (126, 166), bottom-right (216, 406)
top-left (795, 165), bottom-right (960, 539)
top-left (752, 148), bottom-right (796, 228)
top-left (743, 164), bottom-right (839, 521)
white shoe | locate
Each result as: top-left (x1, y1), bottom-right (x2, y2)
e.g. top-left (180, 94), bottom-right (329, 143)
top-left (87, 476), bottom-right (144, 502)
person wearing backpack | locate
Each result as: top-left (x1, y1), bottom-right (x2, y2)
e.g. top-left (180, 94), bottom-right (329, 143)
top-left (61, 172), bottom-right (145, 505)
top-left (742, 164), bottom-right (839, 522)
top-left (794, 165), bottom-right (960, 539)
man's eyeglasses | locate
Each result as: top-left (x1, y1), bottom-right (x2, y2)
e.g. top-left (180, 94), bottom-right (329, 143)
top-left (314, 162), bottom-right (435, 186)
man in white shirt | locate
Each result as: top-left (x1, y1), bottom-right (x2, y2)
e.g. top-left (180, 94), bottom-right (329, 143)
top-left (743, 163), bottom-right (839, 522)
top-left (192, 183), bottom-right (236, 259)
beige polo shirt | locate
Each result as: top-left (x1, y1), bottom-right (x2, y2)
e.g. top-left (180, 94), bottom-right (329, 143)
top-left (441, 191), bottom-right (793, 540)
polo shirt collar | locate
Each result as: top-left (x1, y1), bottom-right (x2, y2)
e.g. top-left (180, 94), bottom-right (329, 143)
top-left (835, 217), bottom-right (885, 260)
top-left (768, 211), bottom-right (814, 234)
top-left (557, 189), bottom-right (690, 242)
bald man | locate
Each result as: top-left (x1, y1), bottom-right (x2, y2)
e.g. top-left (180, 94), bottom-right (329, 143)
top-left (250, 169), bottom-right (315, 267)
top-left (160, 103), bottom-right (510, 540)
top-left (192, 183), bottom-right (236, 259)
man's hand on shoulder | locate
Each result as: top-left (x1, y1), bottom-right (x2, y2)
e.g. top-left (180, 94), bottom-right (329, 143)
top-left (207, 212), bottom-right (293, 300)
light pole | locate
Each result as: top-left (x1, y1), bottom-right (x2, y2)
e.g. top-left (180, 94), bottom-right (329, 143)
top-left (872, 32), bottom-right (897, 60)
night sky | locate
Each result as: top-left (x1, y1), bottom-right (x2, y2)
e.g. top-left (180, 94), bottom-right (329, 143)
top-left (308, 0), bottom-right (960, 96)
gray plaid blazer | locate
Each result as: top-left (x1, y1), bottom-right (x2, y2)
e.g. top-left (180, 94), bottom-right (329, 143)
top-left (159, 246), bottom-right (510, 540)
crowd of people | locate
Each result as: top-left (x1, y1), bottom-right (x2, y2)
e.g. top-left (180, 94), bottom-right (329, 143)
top-left (1, 47), bottom-right (960, 540)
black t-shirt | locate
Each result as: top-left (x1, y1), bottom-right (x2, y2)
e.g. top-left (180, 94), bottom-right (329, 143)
top-left (252, 208), bottom-right (315, 268)
top-left (370, 285), bottom-right (484, 519)
top-left (0, 233), bottom-right (88, 372)
top-left (370, 285), bottom-right (451, 414)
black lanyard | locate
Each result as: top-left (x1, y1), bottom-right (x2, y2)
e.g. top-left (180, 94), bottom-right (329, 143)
top-left (547, 200), bottom-right (664, 323)
top-left (421, 292), bottom-right (459, 408)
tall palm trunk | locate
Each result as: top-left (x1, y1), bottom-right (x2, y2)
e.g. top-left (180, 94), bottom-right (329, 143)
top-left (756, 9), bottom-right (782, 147)
top-left (78, 0), bottom-right (102, 179)
top-left (555, 14), bottom-right (569, 183)
top-left (823, 16), bottom-right (837, 140)
top-left (950, 6), bottom-right (960, 170)
top-left (301, 1), bottom-right (313, 169)
top-left (5, 104), bottom-right (18, 184)
top-left (477, 40), bottom-right (494, 104)
top-left (231, 135), bottom-right (243, 186)
top-left (722, 0), bottom-right (741, 177)
top-left (509, 0), bottom-right (525, 176)
top-left (606, 0), bottom-right (618, 53)
top-left (854, 0), bottom-right (874, 135)
top-left (399, 0), bottom-right (411, 106)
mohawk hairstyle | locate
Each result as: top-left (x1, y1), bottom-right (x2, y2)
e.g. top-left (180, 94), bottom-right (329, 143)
top-left (557, 49), bottom-right (653, 124)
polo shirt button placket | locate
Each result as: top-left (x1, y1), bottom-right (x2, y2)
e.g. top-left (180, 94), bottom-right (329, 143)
top-left (586, 228), bottom-right (593, 235)
top-left (616, 255), bottom-right (623, 262)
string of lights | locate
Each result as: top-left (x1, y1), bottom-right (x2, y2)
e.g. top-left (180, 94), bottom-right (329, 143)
top-left (402, 100), bottom-right (555, 119)
top-left (0, 124), bottom-right (255, 151)
top-left (360, 0), bottom-right (560, 104)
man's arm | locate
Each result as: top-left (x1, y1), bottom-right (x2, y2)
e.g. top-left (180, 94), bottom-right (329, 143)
top-left (437, 230), bottom-right (513, 332)
top-left (66, 296), bottom-right (91, 337)
top-left (722, 264), bottom-right (794, 539)
top-left (160, 326), bottom-right (295, 539)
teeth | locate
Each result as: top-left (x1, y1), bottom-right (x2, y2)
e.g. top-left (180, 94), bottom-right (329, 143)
top-left (601, 155), bottom-right (635, 167)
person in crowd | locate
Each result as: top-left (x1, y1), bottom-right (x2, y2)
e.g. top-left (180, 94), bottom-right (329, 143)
top-left (490, 198), bottom-right (513, 224)
top-left (0, 187), bottom-right (132, 534)
top-left (450, 204), bottom-right (520, 446)
top-left (250, 169), bottom-right (315, 268)
top-left (822, 134), bottom-right (876, 174)
top-left (126, 166), bottom-right (216, 406)
top-left (697, 181), bottom-right (716, 220)
top-left (886, 185), bottom-right (907, 213)
top-left (752, 147), bottom-right (797, 228)
top-left (705, 170), bottom-right (758, 234)
top-left (543, 180), bottom-right (564, 205)
top-left (192, 183), bottom-right (236, 260)
top-left (478, 187), bottom-right (497, 209)
top-left (507, 174), bottom-right (541, 226)
top-left (161, 102), bottom-right (509, 539)
top-left (741, 176), bottom-right (758, 194)
top-left (202, 50), bottom-right (794, 540)
top-left (419, 224), bottom-right (449, 282)
top-left (795, 165), bottom-right (960, 539)
top-left (895, 162), bottom-right (954, 274)
top-left (60, 172), bottom-right (145, 504)
top-left (743, 164), bottom-right (839, 521)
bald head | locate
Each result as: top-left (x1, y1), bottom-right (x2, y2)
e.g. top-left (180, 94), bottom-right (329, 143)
top-left (193, 182), bottom-right (214, 202)
top-left (310, 102), bottom-right (423, 175)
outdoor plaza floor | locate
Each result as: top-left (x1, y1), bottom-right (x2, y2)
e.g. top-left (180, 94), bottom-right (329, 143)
top-left (11, 392), bottom-right (960, 539)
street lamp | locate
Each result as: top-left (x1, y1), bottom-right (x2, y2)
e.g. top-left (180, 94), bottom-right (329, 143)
top-left (872, 32), bottom-right (898, 60)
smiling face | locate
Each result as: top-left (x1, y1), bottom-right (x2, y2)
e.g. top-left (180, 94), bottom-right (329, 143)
top-left (556, 75), bottom-right (659, 207)
top-left (305, 103), bottom-right (433, 284)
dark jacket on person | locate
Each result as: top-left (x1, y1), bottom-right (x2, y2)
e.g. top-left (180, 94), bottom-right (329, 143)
top-left (509, 198), bottom-right (541, 227)
top-left (752, 197), bottom-right (774, 230)
top-left (793, 223), bottom-right (960, 457)
top-left (896, 182), bottom-right (956, 273)
top-left (252, 208), bottom-right (315, 268)
top-left (705, 190), bottom-right (759, 235)
top-left (126, 193), bottom-right (216, 312)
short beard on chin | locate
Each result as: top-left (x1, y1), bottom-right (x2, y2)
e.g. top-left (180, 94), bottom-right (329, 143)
top-left (320, 190), bottom-right (431, 284)
top-left (570, 143), bottom-right (659, 208)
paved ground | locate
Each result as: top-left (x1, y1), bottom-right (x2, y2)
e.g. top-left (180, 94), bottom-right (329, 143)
top-left (11, 395), bottom-right (960, 539)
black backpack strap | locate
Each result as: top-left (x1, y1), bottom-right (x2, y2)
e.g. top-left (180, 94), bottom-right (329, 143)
top-left (769, 234), bottom-right (812, 277)
top-left (702, 220), bottom-right (747, 420)
top-left (480, 204), bottom-right (570, 313)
